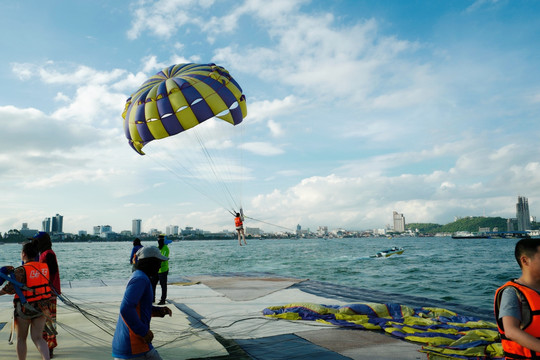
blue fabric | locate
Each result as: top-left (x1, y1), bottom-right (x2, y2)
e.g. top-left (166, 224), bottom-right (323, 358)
top-left (112, 270), bottom-right (155, 359)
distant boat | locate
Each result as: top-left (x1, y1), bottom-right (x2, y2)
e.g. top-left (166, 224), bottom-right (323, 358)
top-left (370, 247), bottom-right (404, 258)
top-left (451, 231), bottom-right (490, 239)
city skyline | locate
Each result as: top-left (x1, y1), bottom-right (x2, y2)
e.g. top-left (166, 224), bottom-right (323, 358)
top-left (4, 198), bottom-right (536, 236)
top-left (1, 1), bottom-right (540, 234)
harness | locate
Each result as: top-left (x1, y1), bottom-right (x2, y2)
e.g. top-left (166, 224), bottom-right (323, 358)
top-left (235, 216), bottom-right (243, 228)
top-left (0, 268), bottom-right (28, 304)
top-left (495, 281), bottom-right (540, 359)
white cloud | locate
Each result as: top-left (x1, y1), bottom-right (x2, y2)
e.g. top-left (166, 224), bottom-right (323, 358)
top-left (54, 92), bottom-right (71, 102)
top-left (465, 0), bottom-right (501, 13)
top-left (12, 62), bottom-right (125, 86)
top-left (267, 119), bottom-right (283, 137)
top-left (210, 7), bottom-right (428, 110)
top-left (127, 0), bottom-right (215, 40)
top-left (141, 55), bottom-right (168, 74)
top-left (241, 142), bottom-right (285, 156)
top-left (247, 96), bottom-right (300, 123)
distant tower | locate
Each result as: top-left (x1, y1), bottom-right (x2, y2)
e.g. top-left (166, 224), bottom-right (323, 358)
top-left (393, 211), bottom-right (406, 232)
top-left (516, 196), bottom-right (531, 231)
top-left (42, 217), bottom-right (51, 232)
top-left (132, 219), bottom-right (142, 236)
top-left (166, 225), bottom-right (179, 236)
top-left (51, 214), bottom-right (63, 234)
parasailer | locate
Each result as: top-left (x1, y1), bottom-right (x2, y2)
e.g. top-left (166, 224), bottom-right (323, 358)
top-left (234, 211), bottom-right (247, 246)
top-left (122, 63), bottom-right (248, 217)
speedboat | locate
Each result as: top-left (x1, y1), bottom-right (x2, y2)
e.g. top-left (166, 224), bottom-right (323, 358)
top-left (371, 247), bottom-right (404, 258)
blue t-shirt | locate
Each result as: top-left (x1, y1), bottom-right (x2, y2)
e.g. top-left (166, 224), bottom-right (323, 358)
top-left (112, 270), bottom-right (155, 358)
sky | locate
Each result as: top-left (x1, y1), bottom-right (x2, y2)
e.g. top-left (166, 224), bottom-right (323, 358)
top-left (1, 0), bottom-right (540, 235)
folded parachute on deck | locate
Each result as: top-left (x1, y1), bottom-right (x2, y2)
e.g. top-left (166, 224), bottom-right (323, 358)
top-left (263, 302), bottom-right (503, 360)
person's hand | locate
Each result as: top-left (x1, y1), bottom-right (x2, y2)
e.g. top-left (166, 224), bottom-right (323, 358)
top-left (160, 307), bottom-right (172, 317)
top-left (0, 266), bottom-right (14, 275)
top-left (143, 330), bottom-right (154, 343)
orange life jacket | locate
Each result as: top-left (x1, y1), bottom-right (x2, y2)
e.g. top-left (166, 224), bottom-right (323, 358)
top-left (14, 262), bottom-right (52, 303)
top-left (235, 216), bottom-right (243, 227)
top-left (494, 280), bottom-right (540, 359)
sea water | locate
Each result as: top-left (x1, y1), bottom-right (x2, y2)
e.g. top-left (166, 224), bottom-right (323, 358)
top-left (0, 237), bottom-right (520, 316)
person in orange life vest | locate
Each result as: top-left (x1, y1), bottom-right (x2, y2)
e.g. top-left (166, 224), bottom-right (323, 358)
top-left (0, 241), bottom-right (52, 360)
top-left (495, 237), bottom-right (540, 359)
top-left (34, 232), bottom-right (60, 359)
top-left (235, 212), bottom-right (247, 246)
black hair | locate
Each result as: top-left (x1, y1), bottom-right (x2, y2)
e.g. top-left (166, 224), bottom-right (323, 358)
top-left (22, 241), bottom-right (39, 260)
top-left (158, 237), bottom-right (164, 250)
top-left (515, 237), bottom-right (540, 268)
top-left (34, 232), bottom-right (52, 252)
top-left (236, 213), bottom-right (240, 217)
top-left (133, 238), bottom-right (142, 246)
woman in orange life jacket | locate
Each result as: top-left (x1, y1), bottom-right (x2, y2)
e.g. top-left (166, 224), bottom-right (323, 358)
top-left (235, 212), bottom-right (247, 246)
top-left (0, 241), bottom-right (52, 360)
top-left (495, 237), bottom-right (540, 359)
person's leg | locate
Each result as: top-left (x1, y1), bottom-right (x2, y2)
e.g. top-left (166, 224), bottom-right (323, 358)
top-left (150, 275), bottom-right (158, 302)
top-left (15, 317), bottom-right (30, 360)
top-left (158, 271), bottom-right (168, 303)
top-left (237, 230), bottom-right (242, 245)
top-left (30, 316), bottom-right (50, 360)
top-left (43, 297), bottom-right (57, 355)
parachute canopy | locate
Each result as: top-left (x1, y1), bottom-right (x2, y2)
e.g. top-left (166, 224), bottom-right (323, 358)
top-left (122, 63), bottom-right (247, 155)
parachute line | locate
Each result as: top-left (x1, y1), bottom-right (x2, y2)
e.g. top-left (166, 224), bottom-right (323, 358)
top-left (146, 153), bottom-right (235, 214)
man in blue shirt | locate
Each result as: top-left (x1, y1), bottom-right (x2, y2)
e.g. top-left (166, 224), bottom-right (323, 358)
top-left (113, 246), bottom-right (172, 360)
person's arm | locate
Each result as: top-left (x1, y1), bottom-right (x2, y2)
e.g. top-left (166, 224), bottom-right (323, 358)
top-left (0, 266), bottom-right (23, 295)
top-left (119, 276), bottom-right (149, 337)
top-left (503, 315), bottom-right (540, 352)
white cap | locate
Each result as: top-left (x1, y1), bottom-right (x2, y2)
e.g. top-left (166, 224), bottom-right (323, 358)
top-left (136, 246), bottom-right (168, 261)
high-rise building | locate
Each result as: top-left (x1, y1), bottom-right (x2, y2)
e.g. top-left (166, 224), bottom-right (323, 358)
top-left (516, 196), bottom-right (531, 231)
top-left (51, 214), bottom-right (63, 234)
top-left (166, 225), bottom-right (179, 236)
top-left (132, 219), bottom-right (142, 236)
top-left (393, 211), bottom-right (405, 232)
top-left (42, 217), bottom-right (51, 233)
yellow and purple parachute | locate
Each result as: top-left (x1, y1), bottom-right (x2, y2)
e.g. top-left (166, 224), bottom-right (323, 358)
top-left (122, 63), bottom-right (247, 155)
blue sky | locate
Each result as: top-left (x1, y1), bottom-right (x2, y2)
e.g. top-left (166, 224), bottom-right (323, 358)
top-left (1, 0), bottom-right (540, 234)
